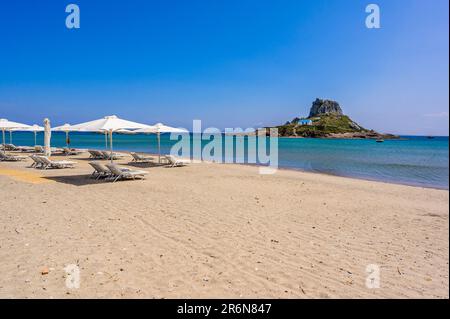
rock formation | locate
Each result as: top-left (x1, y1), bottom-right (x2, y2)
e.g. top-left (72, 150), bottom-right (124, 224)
top-left (309, 98), bottom-right (343, 117)
top-left (276, 98), bottom-right (399, 139)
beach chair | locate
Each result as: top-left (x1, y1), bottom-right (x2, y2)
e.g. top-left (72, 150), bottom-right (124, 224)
top-left (18, 146), bottom-right (35, 153)
top-left (88, 162), bottom-right (113, 179)
top-left (33, 145), bottom-right (64, 155)
top-left (165, 155), bottom-right (190, 167)
top-left (4, 143), bottom-right (27, 151)
top-left (30, 155), bottom-right (43, 168)
top-left (105, 163), bottom-right (148, 182)
top-left (63, 147), bottom-right (83, 155)
top-left (88, 150), bottom-right (104, 159)
top-left (5, 144), bottom-right (20, 151)
top-left (30, 155), bottom-right (46, 168)
top-left (130, 152), bottom-right (153, 163)
top-left (52, 147), bottom-right (64, 154)
top-left (101, 151), bottom-right (126, 160)
top-left (37, 156), bottom-right (76, 169)
top-left (0, 152), bottom-right (27, 161)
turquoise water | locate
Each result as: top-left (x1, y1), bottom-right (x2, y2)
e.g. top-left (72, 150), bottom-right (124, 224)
top-left (4, 132), bottom-right (449, 189)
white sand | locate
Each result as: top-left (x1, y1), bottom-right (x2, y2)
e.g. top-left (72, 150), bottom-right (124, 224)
top-left (0, 153), bottom-right (448, 298)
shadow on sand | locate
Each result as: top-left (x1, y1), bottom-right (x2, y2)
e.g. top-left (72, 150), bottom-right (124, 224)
top-left (42, 174), bottom-right (109, 186)
top-left (125, 161), bottom-right (167, 168)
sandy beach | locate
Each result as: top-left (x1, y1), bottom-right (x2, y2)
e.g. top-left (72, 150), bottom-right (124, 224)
top-left (0, 153), bottom-right (448, 299)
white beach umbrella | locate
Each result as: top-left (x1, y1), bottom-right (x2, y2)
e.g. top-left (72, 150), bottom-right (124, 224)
top-left (71, 115), bottom-right (151, 162)
top-left (43, 118), bottom-right (52, 157)
top-left (115, 128), bottom-right (137, 134)
top-left (135, 123), bottom-right (188, 163)
top-left (0, 119), bottom-right (30, 152)
top-left (53, 123), bottom-right (78, 148)
top-left (13, 124), bottom-right (44, 146)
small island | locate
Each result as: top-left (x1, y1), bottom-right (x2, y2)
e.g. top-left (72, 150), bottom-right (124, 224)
top-left (276, 98), bottom-right (399, 139)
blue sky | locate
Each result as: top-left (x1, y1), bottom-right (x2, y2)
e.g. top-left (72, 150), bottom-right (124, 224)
top-left (0, 0), bottom-right (448, 135)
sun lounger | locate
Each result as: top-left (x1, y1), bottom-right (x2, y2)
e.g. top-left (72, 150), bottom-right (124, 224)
top-left (88, 161), bottom-right (113, 179)
top-left (4, 144), bottom-right (20, 151)
top-left (165, 155), bottom-right (190, 167)
top-left (52, 147), bottom-right (64, 154)
top-left (63, 147), bottom-right (83, 155)
top-left (30, 155), bottom-right (44, 168)
top-left (7, 144), bottom-right (34, 152)
top-left (105, 163), bottom-right (148, 182)
top-left (29, 155), bottom-right (38, 167)
top-left (2, 143), bottom-right (32, 152)
top-left (18, 146), bottom-right (35, 153)
top-left (0, 152), bottom-right (27, 161)
top-left (101, 151), bottom-right (126, 160)
top-left (88, 150), bottom-right (104, 159)
top-left (30, 155), bottom-right (45, 168)
top-left (34, 145), bottom-right (63, 154)
top-left (37, 156), bottom-right (76, 169)
top-left (130, 152), bottom-right (154, 163)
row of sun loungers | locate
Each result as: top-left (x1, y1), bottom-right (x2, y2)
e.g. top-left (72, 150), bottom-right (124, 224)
top-left (3, 148), bottom-right (189, 167)
top-left (3, 145), bottom-right (188, 167)
top-left (88, 150), bottom-right (127, 160)
top-left (1, 144), bottom-right (68, 154)
top-left (86, 155), bottom-right (189, 182)
top-left (2, 144), bottom-right (37, 152)
top-left (129, 152), bottom-right (189, 167)
top-left (3, 144), bottom-right (84, 155)
top-left (30, 155), bottom-right (77, 169)
top-left (0, 152), bottom-right (28, 161)
top-left (63, 147), bottom-right (86, 155)
top-left (89, 162), bottom-right (148, 182)
top-left (2, 148), bottom-right (190, 183)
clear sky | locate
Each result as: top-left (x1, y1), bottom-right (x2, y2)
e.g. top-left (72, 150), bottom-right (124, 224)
top-left (0, 0), bottom-right (448, 135)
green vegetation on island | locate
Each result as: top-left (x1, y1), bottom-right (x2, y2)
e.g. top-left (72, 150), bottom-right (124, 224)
top-left (276, 98), bottom-right (399, 139)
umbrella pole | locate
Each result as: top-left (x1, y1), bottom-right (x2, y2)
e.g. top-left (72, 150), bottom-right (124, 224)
top-left (9, 130), bottom-right (12, 144)
top-left (158, 132), bottom-right (161, 163)
top-left (66, 131), bottom-right (69, 148)
top-left (109, 130), bottom-right (113, 163)
top-left (34, 131), bottom-right (37, 146)
top-left (105, 131), bottom-right (108, 149)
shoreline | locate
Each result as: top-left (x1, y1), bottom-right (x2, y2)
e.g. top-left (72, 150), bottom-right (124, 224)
top-left (89, 149), bottom-right (449, 191)
top-left (237, 163), bottom-right (450, 191)
top-left (5, 146), bottom-right (449, 190)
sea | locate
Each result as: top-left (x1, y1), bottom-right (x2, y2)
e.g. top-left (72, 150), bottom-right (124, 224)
top-left (4, 132), bottom-right (449, 190)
